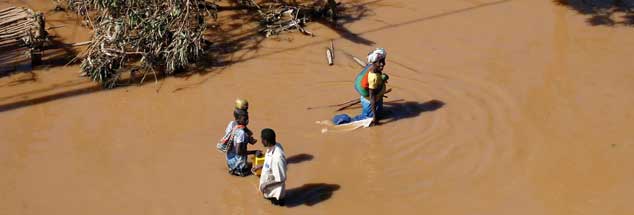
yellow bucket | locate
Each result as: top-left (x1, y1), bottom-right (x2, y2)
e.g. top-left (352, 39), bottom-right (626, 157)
top-left (253, 155), bottom-right (265, 176)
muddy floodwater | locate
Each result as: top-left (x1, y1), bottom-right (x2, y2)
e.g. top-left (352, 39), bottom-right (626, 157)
top-left (1, 0), bottom-right (634, 214)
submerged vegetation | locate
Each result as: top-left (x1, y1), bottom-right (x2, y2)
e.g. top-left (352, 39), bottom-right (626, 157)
top-left (53, 0), bottom-right (339, 88)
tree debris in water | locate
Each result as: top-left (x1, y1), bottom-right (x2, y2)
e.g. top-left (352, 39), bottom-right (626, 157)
top-left (54, 0), bottom-right (340, 87)
top-left (259, 5), bottom-right (314, 37)
top-left (325, 39), bottom-right (334, 65)
top-left (0, 7), bottom-right (48, 65)
top-left (56, 0), bottom-right (214, 87)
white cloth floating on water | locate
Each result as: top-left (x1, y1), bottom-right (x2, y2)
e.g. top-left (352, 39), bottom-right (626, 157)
top-left (319, 118), bottom-right (373, 133)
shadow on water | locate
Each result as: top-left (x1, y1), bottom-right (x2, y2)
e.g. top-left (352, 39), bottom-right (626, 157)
top-left (0, 75), bottom-right (154, 113)
top-left (1, 0), bottom-right (501, 113)
top-left (0, 34), bottom-right (80, 79)
top-left (284, 183), bottom-right (341, 207)
top-left (315, 0), bottom-right (382, 46)
top-left (0, 84), bottom-right (101, 112)
top-left (190, 0), bottom-right (380, 74)
top-left (380, 99), bottom-right (445, 124)
top-left (209, 0), bottom-right (513, 67)
top-left (40, 36), bottom-right (81, 67)
top-left (129, 0), bottom-right (381, 92)
top-left (554, 0), bottom-right (634, 26)
top-left (286, 153), bottom-right (314, 164)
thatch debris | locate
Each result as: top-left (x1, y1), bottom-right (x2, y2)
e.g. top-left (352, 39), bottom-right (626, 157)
top-left (0, 7), bottom-right (48, 65)
top-left (53, 0), bottom-right (341, 87)
top-left (60, 0), bottom-right (214, 88)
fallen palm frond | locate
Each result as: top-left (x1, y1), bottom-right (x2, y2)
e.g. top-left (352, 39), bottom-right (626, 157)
top-left (59, 0), bottom-right (215, 87)
top-left (55, 0), bottom-right (342, 87)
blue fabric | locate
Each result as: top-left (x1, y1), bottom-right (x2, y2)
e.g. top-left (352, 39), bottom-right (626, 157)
top-left (226, 127), bottom-right (248, 171)
top-left (333, 96), bottom-right (383, 125)
top-left (226, 151), bottom-right (248, 175)
top-left (333, 114), bottom-right (352, 125)
top-left (353, 96), bottom-right (383, 121)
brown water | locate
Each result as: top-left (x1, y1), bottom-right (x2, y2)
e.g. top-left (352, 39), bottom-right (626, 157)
top-left (2, 0), bottom-right (634, 214)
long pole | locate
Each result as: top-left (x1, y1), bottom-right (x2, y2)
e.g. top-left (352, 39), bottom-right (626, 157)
top-left (306, 97), bottom-right (359, 110)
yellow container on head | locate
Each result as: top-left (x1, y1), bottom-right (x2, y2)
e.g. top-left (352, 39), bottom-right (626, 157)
top-left (235, 98), bottom-right (248, 110)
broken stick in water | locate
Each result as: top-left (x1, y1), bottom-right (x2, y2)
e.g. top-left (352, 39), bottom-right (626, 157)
top-left (352, 56), bottom-right (365, 67)
top-left (307, 97), bottom-right (359, 110)
top-left (326, 48), bottom-right (334, 65)
top-left (325, 48), bottom-right (365, 68)
top-left (330, 39), bottom-right (335, 60)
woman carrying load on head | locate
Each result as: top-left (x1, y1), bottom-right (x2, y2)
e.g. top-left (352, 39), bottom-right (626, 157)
top-left (217, 98), bottom-right (251, 152)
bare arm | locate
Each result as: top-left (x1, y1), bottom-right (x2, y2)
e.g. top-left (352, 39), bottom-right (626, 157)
top-left (236, 142), bottom-right (246, 156)
top-left (237, 144), bottom-right (260, 156)
top-left (252, 164), bottom-right (263, 172)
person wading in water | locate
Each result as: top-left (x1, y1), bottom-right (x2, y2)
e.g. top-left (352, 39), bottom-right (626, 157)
top-left (251, 128), bottom-right (287, 206)
top-left (222, 106), bottom-right (259, 176)
top-left (333, 48), bottom-right (389, 126)
top-left (217, 98), bottom-right (249, 152)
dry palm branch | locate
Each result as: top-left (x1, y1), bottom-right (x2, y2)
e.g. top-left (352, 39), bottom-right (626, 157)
top-left (62, 0), bottom-right (214, 88)
top-left (60, 0), bottom-right (340, 88)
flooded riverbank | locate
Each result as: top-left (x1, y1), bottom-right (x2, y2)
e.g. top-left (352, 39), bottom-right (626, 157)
top-left (1, 0), bottom-right (633, 214)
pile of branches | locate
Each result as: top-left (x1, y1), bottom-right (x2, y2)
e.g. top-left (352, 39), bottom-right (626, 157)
top-left (57, 0), bottom-right (339, 87)
top-left (64, 0), bottom-right (215, 87)
top-left (259, 5), bottom-right (314, 37)
top-left (234, 0), bottom-right (338, 37)
top-left (0, 7), bottom-right (47, 63)
top-left (0, 7), bottom-right (46, 46)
